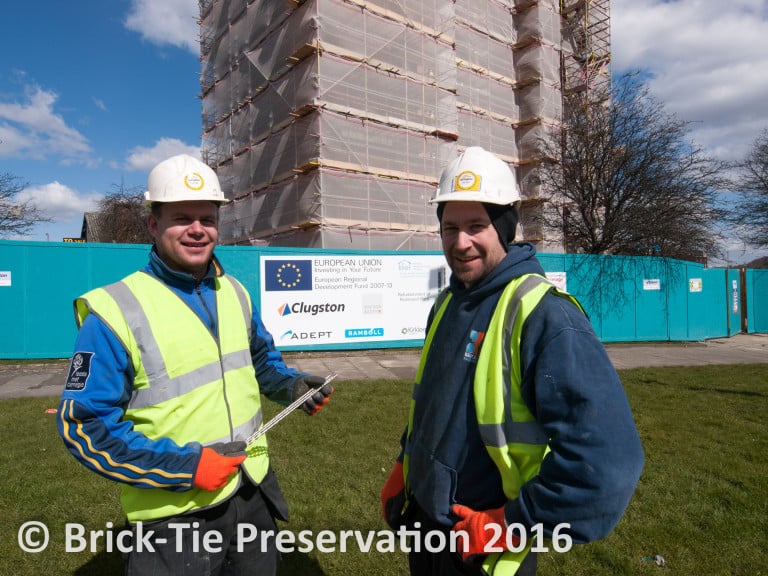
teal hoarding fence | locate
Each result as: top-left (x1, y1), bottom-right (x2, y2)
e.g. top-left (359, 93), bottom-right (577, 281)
top-left (0, 240), bottom-right (765, 359)
top-left (0, 241), bottom-right (150, 360)
top-left (536, 253), bottom-right (738, 342)
top-left (746, 268), bottom-right (768, 333)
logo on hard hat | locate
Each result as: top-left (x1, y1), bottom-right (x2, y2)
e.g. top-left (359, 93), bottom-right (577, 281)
top-left (453, 171), bottom-right (482, 192)
top-left (184, 172), bottom-right (205, 191)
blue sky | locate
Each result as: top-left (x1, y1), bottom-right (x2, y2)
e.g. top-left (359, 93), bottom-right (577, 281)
top-left (2, 0), bottom-right (767, 264)
top-left (0, 0), bottom-right (200, 241)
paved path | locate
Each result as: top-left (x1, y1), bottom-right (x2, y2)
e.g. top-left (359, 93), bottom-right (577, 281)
top-left (289, 333), bottom-right (768, 377)
top-left (1, 333), bottom-right (766, 400)
top-left (602, 333), bottom-right (768, 370)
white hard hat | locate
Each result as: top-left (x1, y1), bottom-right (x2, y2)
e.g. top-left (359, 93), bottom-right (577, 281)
top-left (144, 154), bottom-right (228, 205)
top-left (431, 146), bottom-right (520, 205)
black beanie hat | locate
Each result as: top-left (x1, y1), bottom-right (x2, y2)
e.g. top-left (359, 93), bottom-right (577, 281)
top-left (437, 203), bottom-right (519, 252)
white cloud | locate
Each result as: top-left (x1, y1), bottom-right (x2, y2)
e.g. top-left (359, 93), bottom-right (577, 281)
top-left (16, 181), bottom-right (102, 222)
top-left (0, 124), bottom-right (27, 155)
top-left (126, 138), bottom-right (200, 172)
top-left (125, 137), bottom-right (201, 172)
top-left (124, 0), bottom-right (200, 54)
top-left (0, 85), bottom-right (92, 161)
top-left (612, 0), bottom-right (768, 161)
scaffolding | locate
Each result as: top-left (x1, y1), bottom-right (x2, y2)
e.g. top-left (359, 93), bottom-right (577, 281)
top-left (199, 0), bottom-right (610, 249)
top-left (560, 0), bottom-right (611, 95)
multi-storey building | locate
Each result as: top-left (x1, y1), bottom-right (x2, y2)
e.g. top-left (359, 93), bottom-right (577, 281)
top-left (199, 0), bottom-right (610, 250)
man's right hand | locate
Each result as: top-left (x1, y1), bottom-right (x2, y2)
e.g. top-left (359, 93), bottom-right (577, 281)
top-left (193, 442), bottom-right (247, 491)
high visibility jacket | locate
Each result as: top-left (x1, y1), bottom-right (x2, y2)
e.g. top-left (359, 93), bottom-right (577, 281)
top-left (405, 274), bottom-right (584, 575)
top-left (75, 271), bottom-right (268, 522)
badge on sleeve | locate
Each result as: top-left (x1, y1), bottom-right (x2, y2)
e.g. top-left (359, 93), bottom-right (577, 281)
top-left (65, 352), bottom-right (94, 391)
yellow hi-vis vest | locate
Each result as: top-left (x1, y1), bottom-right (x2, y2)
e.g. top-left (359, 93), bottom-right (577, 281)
top-left (404, 274), bottom-right (584, 575)
top-left (74, 271), bottom-right (269, 522)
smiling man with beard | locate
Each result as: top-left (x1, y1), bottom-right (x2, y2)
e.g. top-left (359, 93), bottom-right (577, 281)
top-left (381, 147), bottom-right (644, 576)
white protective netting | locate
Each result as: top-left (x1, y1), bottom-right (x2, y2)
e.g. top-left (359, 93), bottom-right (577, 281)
top-left (200, 0), bottom-right (571, 247)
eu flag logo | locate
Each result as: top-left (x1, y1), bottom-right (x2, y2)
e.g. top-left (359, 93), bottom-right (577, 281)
top-left (265, 260), bottom-right (313, 291)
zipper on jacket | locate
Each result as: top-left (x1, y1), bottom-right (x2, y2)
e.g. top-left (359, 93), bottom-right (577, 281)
top-left (197, 280), bottom-right (236, 442)
top-left (196, 282), bottom-right (217, 334)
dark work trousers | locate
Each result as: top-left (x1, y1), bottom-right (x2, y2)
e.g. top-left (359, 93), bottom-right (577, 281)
top-left (124, 471), bottom-right (288, 576)
top-left (407, 504), bottom-right (538, 576)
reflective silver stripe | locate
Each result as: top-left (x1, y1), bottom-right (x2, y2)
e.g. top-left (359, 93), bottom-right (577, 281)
top-left (221, 348), bottom-right (253, 373)
top-left (206, 408), bottom-right (263, 445)
top-left (103, 281), bottom-right (168, 402)
top-left (103, 278), bottom-right (253, 409)
top-left (130, 350), bottom-right (253, 409)
top-left (226, 275), bottom-right (252, 340)
top-left (498, 275), bottom-right (552, 445)
top-left (232, 409), bottom-right (262, 441)
top-left (479, 420), bottom-right (549, 447)
top-left (433, 288), bottom-right (451, 314)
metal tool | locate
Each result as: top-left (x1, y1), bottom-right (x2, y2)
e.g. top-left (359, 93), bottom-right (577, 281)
top-left (245, 373), bottom-right (337, 445)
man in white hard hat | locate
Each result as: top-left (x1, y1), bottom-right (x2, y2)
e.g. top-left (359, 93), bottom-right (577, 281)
top-left (58, 154), bottom-right (333, 575)
top-left (381, 147), bottom-right (644, 575)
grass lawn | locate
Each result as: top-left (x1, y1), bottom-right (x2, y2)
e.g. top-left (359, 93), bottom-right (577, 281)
top-left (1, 364), bottom-right (766, 575)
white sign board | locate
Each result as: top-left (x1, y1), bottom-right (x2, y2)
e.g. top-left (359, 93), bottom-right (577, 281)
top-left (545, 271), bottom-right (567, 292)
top-left (688, 278), bottom-right (703, 293)
top-left (260, 255), bottom-right (449, 349)
top-left (643, 279), bottom-right (661, 291)
top-left (0, 271), bottom-right (11, 287)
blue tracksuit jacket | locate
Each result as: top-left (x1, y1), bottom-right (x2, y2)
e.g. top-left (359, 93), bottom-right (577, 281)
top-left (57, 248), bottom-right (305, 491)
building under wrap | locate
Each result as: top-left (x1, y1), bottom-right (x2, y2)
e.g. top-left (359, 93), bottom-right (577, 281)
top-left (199, 0), bottom-right (610, 249)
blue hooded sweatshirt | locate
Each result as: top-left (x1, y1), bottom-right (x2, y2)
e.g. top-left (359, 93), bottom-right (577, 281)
top-left (403, 242), bottom-right (644, 543)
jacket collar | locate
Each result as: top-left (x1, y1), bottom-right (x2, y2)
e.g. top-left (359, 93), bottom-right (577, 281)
top-left (148, 246), bottom-right (224, 286)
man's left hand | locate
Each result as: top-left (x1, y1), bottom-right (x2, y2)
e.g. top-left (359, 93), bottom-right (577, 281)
top-left (451, 504), bottom-right (514, 562)
top-left (293, 375), bottom-right (334, 415)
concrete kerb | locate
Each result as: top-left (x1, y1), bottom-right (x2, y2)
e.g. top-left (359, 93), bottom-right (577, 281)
top-left (0, 333), bottom-right (766, 400)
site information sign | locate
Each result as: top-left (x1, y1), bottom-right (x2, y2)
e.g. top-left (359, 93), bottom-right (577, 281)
top-left (260, 254), bottom-right (449, 349)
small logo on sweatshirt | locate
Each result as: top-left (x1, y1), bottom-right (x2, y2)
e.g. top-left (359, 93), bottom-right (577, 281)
top-left (464, 330), bottom-right (485, 363)
top-left (65, 352), bottom-right (94, 391)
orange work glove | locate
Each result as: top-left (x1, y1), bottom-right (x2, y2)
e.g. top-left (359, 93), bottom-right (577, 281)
top-left (193, 442), bottom-right (247, 491)
top-left (452, 504), bottom-right (516, 562)
top-left (380, 461), bottom-right (405, 520)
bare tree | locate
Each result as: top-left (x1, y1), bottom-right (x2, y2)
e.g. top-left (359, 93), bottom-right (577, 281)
top-left (534, 72), bottom-right (726, 262)
top-left (95, 182), bottom-right (152, 244)
top-left (730, 129), bottom-right (768, 249)
top-left (0, 172), bottom-right (51, 238)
